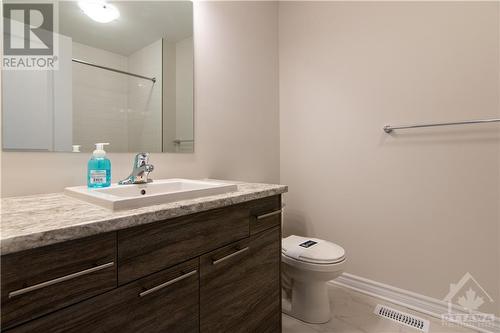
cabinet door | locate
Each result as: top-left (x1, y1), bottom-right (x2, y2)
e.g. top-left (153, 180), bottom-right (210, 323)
top-left (200, 227), bottom-right (281, 333)
top-left (7, 259), bottom-right (199, 333)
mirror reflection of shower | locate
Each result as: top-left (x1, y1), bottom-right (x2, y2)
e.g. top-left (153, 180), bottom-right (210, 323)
top-left (1, 1), bottom-right (194, 153)
top-left (72, 39), bottom-right (162, 153)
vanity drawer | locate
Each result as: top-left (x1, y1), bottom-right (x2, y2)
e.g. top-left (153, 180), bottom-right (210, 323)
top-left (1, 233), bottom-right (117, 330)
top-left (117, 203), bottom-right (250, 284)
top-left (6, 259), bottom-right (199, 333)
top-left (248, 195), bottom-right (282, 235)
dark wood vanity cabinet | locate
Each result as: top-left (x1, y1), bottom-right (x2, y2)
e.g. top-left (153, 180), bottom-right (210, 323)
top-left (1, 195), bottom-right (282, 333)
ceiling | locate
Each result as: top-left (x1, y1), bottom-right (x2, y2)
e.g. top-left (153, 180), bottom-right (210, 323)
top-left (59, 1), bottom-right (193, 56)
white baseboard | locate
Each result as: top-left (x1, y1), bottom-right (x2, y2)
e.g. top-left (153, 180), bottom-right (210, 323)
top-left (330, 273), bottom-right (500, 333)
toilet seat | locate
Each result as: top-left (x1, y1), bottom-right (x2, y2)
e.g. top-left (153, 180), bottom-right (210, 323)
top-left (282, 235), bottom-right (346, 264)
top-left (282, 253), bottom-right (346, 272)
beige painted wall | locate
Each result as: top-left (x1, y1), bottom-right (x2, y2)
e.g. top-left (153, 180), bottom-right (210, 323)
top-left (1, 1), bottom-right (279, 197)
top-left (279, 2), bottom-right (500, 315)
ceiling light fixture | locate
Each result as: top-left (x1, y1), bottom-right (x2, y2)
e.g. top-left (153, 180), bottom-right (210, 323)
top-left (78, 1), bottom-right (120, 23)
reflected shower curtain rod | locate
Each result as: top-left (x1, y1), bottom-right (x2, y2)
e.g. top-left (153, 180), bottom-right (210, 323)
top-left (383, 118), bottom-right (500, 133)
top-left (72, 58), bottom-right (156, 83)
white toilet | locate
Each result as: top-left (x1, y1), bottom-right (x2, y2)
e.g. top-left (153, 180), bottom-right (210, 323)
top-left (281, 235), bottom-right (346, 324)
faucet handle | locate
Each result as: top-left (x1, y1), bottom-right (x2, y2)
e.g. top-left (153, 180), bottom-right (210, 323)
top-left (135, 152), bottom-right (150, 167)
top-left (141, 153), bottom-right (154, 183)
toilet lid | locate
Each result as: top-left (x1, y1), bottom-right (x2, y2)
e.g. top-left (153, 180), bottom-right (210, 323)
top-left (281, 235), bottom-right (345, 264)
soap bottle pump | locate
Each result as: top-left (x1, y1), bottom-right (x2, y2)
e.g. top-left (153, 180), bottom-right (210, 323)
top-left (87, 143), bottom-right (111, 188)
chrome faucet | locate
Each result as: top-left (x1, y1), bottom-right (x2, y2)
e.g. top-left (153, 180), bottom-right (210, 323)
top-left (119, 153), bottom-right (154, 185)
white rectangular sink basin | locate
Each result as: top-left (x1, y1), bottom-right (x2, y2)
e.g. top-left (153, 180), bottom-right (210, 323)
top-left (64, 179), bottom-right (238, 211)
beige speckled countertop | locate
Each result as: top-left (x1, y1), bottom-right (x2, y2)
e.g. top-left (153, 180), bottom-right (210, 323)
top-left (0, 182), bottom-right (287, 255)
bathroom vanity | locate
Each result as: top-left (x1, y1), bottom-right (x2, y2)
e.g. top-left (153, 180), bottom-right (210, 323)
top-left (0, 182), bottom-right (287, 332)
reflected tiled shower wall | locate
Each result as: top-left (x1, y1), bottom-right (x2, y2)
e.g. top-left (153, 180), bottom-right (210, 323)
top-left (127, 40), bottom-right (162, 153)
top-left (162, 37), bottom-right (194, 153)
top-left (72, 40), bottom-right (162, 152)
top-left (72, 42), bottom-right (129, 152)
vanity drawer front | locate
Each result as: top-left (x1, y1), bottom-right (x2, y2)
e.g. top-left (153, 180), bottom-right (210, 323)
top-left (249, 195), bottom-right (282, 235)
top-left (6, 259), bottom-right (199, 333)
top-left (1, 233), bottom-right (117, 330)
top-left (117, 203), bottom-right (250, 284)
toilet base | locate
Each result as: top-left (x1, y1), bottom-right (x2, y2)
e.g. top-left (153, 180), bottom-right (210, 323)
top-left (282, 280), bottom-right (331, 324)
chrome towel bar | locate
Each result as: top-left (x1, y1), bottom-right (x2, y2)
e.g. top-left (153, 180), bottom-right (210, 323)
top-left (173, 139), bottom-right (194, 144)
top-left (383, 118), bottom-right (500, 133)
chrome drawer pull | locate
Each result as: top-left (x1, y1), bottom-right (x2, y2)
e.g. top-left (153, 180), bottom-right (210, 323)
top-left (212, 247), bottom-right (249, 265)
top-left (256, 210), bottom-right (282, 220)
top-left (139, 270), bottom-right (197, 297)
top-left (8, 262), bottom-right (115, 299)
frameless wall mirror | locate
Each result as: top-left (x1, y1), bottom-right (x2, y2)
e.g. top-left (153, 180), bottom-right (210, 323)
top-left (2, 1), bottom-right (194, 153)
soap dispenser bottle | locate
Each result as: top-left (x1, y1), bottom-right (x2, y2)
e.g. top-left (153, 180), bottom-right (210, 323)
top-left (87, 143), bottom-right (111, 188)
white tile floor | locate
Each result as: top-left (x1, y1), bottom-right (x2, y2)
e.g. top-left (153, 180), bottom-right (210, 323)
top-left (282, 284), bottom-right (480, 333)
